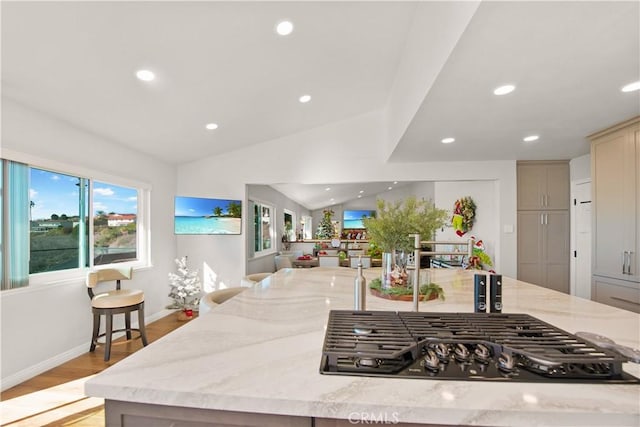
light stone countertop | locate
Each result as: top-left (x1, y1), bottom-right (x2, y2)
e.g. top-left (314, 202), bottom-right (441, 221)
top-left (85, 268), bottom-right (640, 426)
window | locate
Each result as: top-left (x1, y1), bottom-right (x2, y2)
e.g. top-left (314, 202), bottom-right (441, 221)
top-left (283, 209), bottom-right (296, 242)
top-left (29, 168), bottom-right (88, 274)
top-left (251, 201), bottom-right (274, 256)
top-left (1, 159), bottom-right (147, 290)
top-left (93, 181), bottom-right (138, 265)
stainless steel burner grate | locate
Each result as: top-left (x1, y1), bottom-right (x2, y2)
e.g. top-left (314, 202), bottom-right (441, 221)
top-left (320, 310), bottom-right (639, 383)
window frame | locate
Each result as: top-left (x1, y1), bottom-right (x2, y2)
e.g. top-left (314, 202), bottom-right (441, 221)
top-left (2, 149), bottom-right (151, 289)
top-left (250, 199), bottom-right (276, 259)
top-left (283, 209), bottom-right (296, 243)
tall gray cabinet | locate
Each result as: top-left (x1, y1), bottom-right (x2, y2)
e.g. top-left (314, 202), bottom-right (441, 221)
top-left (517, 161), bottom-right (570, 293)
top-left (589, 116), bottom-right (640, 313)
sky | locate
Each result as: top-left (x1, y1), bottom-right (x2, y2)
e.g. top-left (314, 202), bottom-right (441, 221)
top-left (29, 168), bottom-right (137, 220)
top-left (174, 196), bottom-right (240, 217)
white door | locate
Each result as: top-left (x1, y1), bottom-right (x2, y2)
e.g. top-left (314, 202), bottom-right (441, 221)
top-left (571, 180), bottom-right (592, 299)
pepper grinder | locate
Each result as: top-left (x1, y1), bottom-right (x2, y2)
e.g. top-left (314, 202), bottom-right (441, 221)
top-left (354, 256), bottom-right (367, 311)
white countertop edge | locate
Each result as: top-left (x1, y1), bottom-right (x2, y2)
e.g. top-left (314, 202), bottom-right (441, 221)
top-left (86, 383), bottom-right (640, 427)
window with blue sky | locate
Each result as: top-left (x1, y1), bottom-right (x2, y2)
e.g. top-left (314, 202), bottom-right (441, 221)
top-left (1, 159), bottom-right (144, 289)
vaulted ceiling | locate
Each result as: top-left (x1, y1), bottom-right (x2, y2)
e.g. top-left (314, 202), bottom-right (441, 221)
top-left (2, 1), bottom-right (638, 209)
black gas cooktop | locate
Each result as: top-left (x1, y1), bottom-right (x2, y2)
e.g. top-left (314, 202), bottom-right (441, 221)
top-left (319, 310), bottom-right (639, 383)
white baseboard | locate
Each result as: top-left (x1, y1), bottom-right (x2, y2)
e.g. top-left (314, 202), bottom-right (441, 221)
top-left (1, 309), bottom-right (175, 392)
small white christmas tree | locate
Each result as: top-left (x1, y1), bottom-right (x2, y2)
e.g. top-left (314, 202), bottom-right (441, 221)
top-left (167, 256), bottom-right (202, 310)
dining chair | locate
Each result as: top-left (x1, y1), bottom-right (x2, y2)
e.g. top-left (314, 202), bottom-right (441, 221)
top-left (86, 267), bottom-right (148, 361)
top-left (350, 256), bottom-right (371, 268)
top-left (275, 255), bottom-right (293, 270)
top-left (199, 287), bottom-right (247, 314)
top-left (318, 255), bottom-right (340, 267)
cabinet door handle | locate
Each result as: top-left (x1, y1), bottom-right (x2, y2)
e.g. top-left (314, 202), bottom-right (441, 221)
top-left (544, 194), bottom-right (547, 207)
top-left (627, 251), bottom-right (634, 275)
top-left (545, 213), bottom-right (548, 225)
top-left (622, 251), bottom-right (629, 274)
top-left (541, 214), bottom-right (544, 225)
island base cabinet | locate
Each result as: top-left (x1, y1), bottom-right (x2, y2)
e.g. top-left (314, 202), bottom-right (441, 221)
top-left (592, 276), bottom-right (640, 313)
top-left (105, 400), bottom-right (459, 427)
top-left (315, 419), bottom-right (458, 427)
top-left (105, 400), bottom-right (312, 427)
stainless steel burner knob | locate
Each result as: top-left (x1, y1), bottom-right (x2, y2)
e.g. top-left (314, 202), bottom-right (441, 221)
top-left (435, 343), bottom-right (450, 361)
top-left (474, 344), bottom-right (491, 361)
top-left (498, 352), bottom-right (515, 371)
top-left (423, 349), bottom-right (440, 371)
top-left (454, 343), bottom-right (470, 361)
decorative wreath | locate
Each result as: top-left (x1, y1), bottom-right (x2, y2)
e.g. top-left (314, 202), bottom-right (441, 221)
top-left (451, 196), bottom-right (476, 237)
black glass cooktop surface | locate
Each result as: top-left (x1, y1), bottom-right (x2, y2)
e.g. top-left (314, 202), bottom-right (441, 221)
top-left (320, 310), bottom-right (639, 383)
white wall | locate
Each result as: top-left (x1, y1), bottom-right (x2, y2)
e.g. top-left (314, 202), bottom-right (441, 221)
top-left (434, 181), bottom-right (499, 270)
top-left (0, 98), bottom-right (177, 388)
top-left (245, 185), bottom-right (310, 276)
top-left (570, 153), bottom-right (591, 181)
top-left (176, 110), bottom-right (518, 284)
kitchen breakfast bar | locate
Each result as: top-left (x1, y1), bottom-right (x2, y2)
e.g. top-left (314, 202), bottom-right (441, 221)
top-left (85, 268), bottom-right (640, 426)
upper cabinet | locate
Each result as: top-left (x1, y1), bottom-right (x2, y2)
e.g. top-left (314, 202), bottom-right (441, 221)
top-left (517, 161), bottom-right (570, 210)
top-left (590, 116), bottom-right (640, 283)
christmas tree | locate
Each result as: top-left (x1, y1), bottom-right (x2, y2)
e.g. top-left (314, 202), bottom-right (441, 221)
top-left (315, 209), bottom-right (335, 239)
top-left (167, 256), bottom-right (202, 310)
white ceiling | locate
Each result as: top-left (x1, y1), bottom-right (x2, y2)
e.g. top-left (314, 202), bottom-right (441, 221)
top-left (270, 181), bottom-right (411, 211)
top-left (1, 1), bottom-right (415, 164)
top-left (391, 1), bottom-right (640, 162)
top-left (2, 1), bottom-right (639, 209)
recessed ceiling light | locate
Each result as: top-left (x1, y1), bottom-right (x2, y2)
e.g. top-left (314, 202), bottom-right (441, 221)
top-left (299, 94), bottom-right (311, 103)
top-left (359, 190), bottom-right (364, 194)
top-left (393, 181), bottom-right (398, 184)
top-left (330, 198), bottom-right (335, 201)
top-left (621, 81), bottom-right (640, 92)
top-left (135, 69), bottom-right (155, 82)
top-left (388, 186), bottom-right (393, 190)
top-left (357, 195), bottom-right (362, 198)
top-left (523, 135), bottom-right (539, 142)
top-left (325, 187), bottom-right (331, 191)
top-left (441, 137), bottom-right (455, 144)
top-left (276, 21), bottom-right (294, 36)
top-left (493, 84), bottom-right (515, 95)
top-left (205, 123), bottom-right (218, 130)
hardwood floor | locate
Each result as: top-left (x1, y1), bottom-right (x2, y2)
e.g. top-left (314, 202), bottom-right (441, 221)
top-left (1, 312), bottom-right (194, 426)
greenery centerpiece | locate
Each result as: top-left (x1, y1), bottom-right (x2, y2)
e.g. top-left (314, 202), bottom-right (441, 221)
top-left (369, 277), bottom-right (445, 302)
top-left (362, 196), bottom-right (448, 289)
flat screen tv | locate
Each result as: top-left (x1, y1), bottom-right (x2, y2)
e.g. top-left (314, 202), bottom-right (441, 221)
top-left (343, 209), bottom-right (375, 229)
top-left (175, 196), bottom-right (242, 235)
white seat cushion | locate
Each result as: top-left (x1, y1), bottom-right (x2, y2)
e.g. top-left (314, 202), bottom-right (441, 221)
top-left (92, 289), bottom-right (144, 309)
top-left (199, 287), bottom-right (246, 314)
top-left (241, 272), bottom-right (272, 287)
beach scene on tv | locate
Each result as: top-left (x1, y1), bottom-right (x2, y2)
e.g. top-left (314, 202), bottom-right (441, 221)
top-left (175, 196), bottom-right (242, 235)
top-left (343, 209), bottom-right (375, 229)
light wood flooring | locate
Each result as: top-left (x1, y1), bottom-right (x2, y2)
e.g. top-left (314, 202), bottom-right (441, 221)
top-left (1, 312), bottom-right (194, 426)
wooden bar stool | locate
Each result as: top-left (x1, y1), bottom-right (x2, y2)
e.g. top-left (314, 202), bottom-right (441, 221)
top-left (86, 267), bottom-right (148, 361)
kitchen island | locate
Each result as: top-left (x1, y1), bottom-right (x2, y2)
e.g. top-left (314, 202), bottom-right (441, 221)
top-left (85, 268), bottom-right (640, 426)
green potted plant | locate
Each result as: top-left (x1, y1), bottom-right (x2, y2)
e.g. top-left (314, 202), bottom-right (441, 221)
top-left (369, 277), bottom-right (445, 301)
top-left (363, 196), bottom-right (448, 289)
